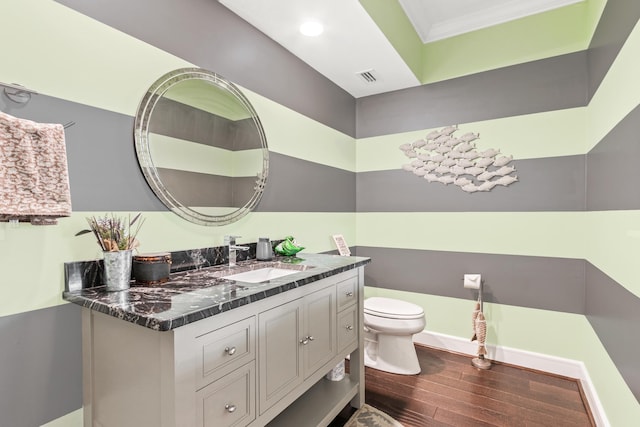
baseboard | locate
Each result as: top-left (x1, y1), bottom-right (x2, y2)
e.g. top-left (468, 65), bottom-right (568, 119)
top-left (413, 331), bottom-right (610, 427)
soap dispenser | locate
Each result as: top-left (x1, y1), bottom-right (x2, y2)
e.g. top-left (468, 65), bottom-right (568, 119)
top-left (256, 237), bottom-right (273, 261)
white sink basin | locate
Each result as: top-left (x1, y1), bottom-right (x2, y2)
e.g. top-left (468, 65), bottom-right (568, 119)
top-left (223, 267), bottom-right (300, 283)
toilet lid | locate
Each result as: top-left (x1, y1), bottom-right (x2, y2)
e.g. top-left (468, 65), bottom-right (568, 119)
top-left (364, 297), bottom-right (424, 319)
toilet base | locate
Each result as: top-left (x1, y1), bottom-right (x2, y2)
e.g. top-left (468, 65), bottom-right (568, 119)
top-left (364, 332), bottom-right (421, 375)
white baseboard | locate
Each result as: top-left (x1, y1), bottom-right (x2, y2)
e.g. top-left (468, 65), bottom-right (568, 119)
top-left (413, 331), bottom-right (609, 427)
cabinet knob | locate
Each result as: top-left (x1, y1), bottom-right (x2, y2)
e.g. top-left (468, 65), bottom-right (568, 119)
top-left (345, 291), bottom-right (354, 297)
top-left (299, 338), bottom-right (309, 345)
top-left (225, 404), bottom-right (236, 413)
top-left (307, 335), bottom-right (314, 341)
top-left (345, 325), bottom-right (354, 331)
top-left (225, 346), bottom-right (237, 356)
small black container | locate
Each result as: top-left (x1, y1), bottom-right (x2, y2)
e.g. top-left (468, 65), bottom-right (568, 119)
top-left (132, 252), bottom-right (172, 286)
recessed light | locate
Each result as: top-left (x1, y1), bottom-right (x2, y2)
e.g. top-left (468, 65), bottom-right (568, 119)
top-left (299, 21), bottom-right (323, 37)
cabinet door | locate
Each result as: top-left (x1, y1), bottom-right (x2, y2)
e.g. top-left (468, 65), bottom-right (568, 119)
top-left (303, 285), bottom-right (336, 378)
top-left (258, 299), bottom-right (303, 414)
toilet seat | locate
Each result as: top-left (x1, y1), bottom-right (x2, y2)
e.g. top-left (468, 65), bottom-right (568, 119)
top-left (364, 297), bottom-right (424, 320)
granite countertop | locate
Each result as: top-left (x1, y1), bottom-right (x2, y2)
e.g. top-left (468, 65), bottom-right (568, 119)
top-left (63, 253), bottom-right (370, 331)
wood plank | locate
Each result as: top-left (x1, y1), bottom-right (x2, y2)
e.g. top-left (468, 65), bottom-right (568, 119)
top-left (336, 344), bottom-right (594, 427)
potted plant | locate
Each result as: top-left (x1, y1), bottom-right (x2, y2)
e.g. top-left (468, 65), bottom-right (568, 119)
top-left (76, 213), bottom-right (144, 291)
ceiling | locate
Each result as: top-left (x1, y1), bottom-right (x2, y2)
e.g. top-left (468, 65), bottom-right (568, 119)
top-left (219, 0), bottom-right (585, 98)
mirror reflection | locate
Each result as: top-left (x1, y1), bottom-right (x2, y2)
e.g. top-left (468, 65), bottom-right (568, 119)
top-left (135, 68), bottom-right (268, 225)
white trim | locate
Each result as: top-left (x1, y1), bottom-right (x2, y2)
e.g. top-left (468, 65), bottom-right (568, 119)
top-left (413, 330), bottom-right (610, 427)
top-left (403, 0), bottom-right (586, 43)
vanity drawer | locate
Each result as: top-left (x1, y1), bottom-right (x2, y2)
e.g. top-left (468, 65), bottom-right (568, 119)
top-left (336, 276), bottom-right (358, 311)
top-left (196, 361), bottom-right (255, 427)
top-left (337, 305), bottom-right (358, 353)
top-left (196, 316), bottom-right (255, 387)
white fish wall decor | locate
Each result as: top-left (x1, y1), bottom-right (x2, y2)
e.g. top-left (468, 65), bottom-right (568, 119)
top-left (440, 125), bottom-right (458, 135)
top-left (426, 130), bottom-right (440, 139)
top-left (493, 155), bottom-right (513, 167)
top-left (460, 132), bottom-right (479, 142)
top-left (477, 171), bottom-right (495, 181)
top-left (455, 177), bottom-right (473, 186)
top-left (455, 142), bottom-right (475, 152)
top-left (477, 181), bottom-right (498, 191)
top-left (451, 165), bottom-right (467, 176)
top-left (412, 139), bottom-right (426, 148)
top-left (424, 162), bottom-right (438, 171)
top-left (479, 148), bottom-right (500, 158)
top-left (438, 175), bottom-right (455, 185)
top-left (463, 150), bottom-right (480, 160)
top-left (457, 158), bottom-right (475, 168)
top-left (461, 183), bottom-right (479, 193)
top-left (464, 166), bottom-right (485, 176)
top-left (495, 175), bottom-right (518, 186)
top-left (424, 173), bottom-right (439, 182)
top-left (435, 134), bottom-right (451, 143)
top-left (494, 165), bottom-right (516, 176)
top-left (475, 157), bottom-right (495, 168)
top-left (400, 125), bottom-right (518, 193)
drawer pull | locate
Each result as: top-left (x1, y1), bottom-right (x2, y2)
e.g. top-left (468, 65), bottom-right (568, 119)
top-left (300, 337), bottom-right (309, 345)
top-left (307, 335), bottom-right (314, 342)
top-left (225, 404), bottom-right (237, 413)
top-left (345, 291), bottom-right (354, 297)
top-left (345, 325), bottom-right (354, 331)
top-left (225, 346), bottom-right (237, 356)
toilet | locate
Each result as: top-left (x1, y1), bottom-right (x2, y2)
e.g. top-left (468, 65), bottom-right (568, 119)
top-left (363, 297), bottom-right (426, 375)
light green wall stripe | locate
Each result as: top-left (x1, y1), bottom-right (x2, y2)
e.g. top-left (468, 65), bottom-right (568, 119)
top-left (587, 19), bottom-right (640, 151)
top-left (0, 0), bottom-right (192, 116)
top-left (585, 210), bottom-right (640, 299)
top-left (40, 409), bottom-right (83, 427)
top-left (356, 212), bottom-right (586, 259)
top-left (0, 211), bottom-right (354, 317)
top-left (420, 1), bottom-right (602, 84)
top-left (364, 287), bottom-right (640, 425)
top-left (356, 107), bottom-right (588, 172)
top-left (358, 0), bottom-right (423, 79)
top-left (245, 89), bottom-right (356, 172)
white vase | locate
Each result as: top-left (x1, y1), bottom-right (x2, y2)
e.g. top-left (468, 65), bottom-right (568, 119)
top-left (103, 250), bottom-right (133, 291)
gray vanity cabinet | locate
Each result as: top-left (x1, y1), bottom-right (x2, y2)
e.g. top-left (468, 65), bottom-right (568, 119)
top-left (258, 284), bottom-right (336, 415)
top-left (81, 267), bottom-right (365, 427)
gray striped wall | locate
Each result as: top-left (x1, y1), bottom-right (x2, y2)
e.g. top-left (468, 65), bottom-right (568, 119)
top-left (0, 304), bottom-right (82, 427)
top-left (357, 155), bottom-right (586, 212)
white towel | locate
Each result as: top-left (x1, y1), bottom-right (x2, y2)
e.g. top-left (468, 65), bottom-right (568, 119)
top-left (0, 111), bottom-right (72, 225)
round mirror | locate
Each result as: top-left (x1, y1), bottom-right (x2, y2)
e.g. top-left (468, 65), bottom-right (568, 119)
top-left (134, 68), bottom-right (268, 226)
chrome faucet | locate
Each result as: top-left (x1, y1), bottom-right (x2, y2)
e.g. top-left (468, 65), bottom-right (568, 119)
top-left (224, 235), bottom-right (250, 267)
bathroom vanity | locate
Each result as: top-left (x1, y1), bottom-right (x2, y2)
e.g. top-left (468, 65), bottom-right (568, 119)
top-left (63, 253), bottom-right (369, 427)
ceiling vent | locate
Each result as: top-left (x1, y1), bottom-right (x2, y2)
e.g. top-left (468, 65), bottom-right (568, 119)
top-left (357, 69), bottom-right (378, 83)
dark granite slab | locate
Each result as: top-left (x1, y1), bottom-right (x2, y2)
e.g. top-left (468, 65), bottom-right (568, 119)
top-left (62, 253), bottom-right (370, 331)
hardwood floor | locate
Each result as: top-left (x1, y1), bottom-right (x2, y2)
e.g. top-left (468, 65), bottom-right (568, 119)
top-left (333, 344), bottom-right (595, 427)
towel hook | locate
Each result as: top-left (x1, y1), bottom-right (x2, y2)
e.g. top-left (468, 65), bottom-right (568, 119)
top-left (1, 82), bottom-right (38, 104)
